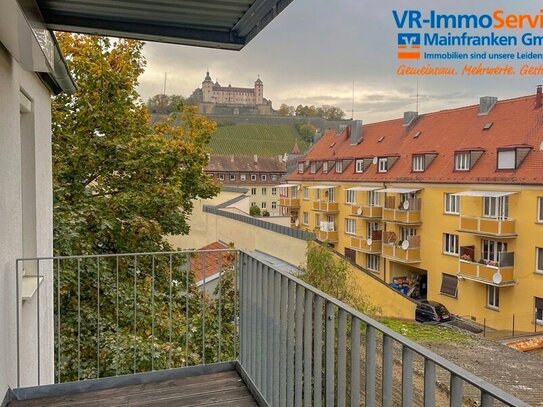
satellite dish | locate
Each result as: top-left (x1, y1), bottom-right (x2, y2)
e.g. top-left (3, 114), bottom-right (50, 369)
top-left (540, 141), bottom-right (543, 151)
top-left (294, 219), bottom-right (300, 227)
top-left (401, 240), bottom-right (410, 250)
top-left (492, 272), bottom-right (502, 285)
top-left (372, 156), bottom-right (378, 165)
top-left (367, 238), bottom-right (373, 246)
top-left (297, 185), bottom-right (302, 191)
top-left (357, 207), bottom-right (363, 215)
top-left (402, 200), bottom-right (410, 210)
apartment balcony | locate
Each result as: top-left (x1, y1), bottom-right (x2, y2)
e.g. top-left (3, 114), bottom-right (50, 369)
top-left (312, 200), bottom-right (339, 213)
top-left (382, 208), bottom-right (421, 224)
top-left (349, 204), bottom-right (383, 218)
top-left (459, 216), bottom-right (516, 238)
top-left (382, 236), bottom-right (421, 263)
top-left (279, 197), bottom-right (300, 208)
top-left (458, 247), bottom-right (516, 286)
top-left (10, 250), bottom-right (525, 407)
top-left (315, 228), bottom-right (339, 242)
top-left (349, 236), bottom-right (382, 253)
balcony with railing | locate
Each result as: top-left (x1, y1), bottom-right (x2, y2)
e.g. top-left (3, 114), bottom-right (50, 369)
top-left (382, 234), bottom-right (422, 263)
top-left (314, 221), bottom-right (338, 242)
top-left (279, 197), bottom-right (301, 208)
top-left (312, 200), bottom-right (339, 213)
top-left (458, 246), bottom-right (516, 286)
top-left (349, 230), bottom-right (382, 254)
top-left (382, 196), bottom-right (421, 224)
top-left (349, 204), bottom-right (383, 219)
top-left (10, 250), bottom-right (527, 407)
top-left (459, 216), bottom-right (516, 238)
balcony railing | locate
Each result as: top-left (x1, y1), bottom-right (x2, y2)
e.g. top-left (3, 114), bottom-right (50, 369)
top-left (458, 247), bottom-right (516, 286)
top-left (315, 229), bottom-right (339, 242)
top-left (382, 208), bottom-right (421, 224)
top-left (279, 197), bottom-right (300, 208)
top-left (350, 236), bottom-right (382, 253)
top-left (15, 250), bottom-right (528, 406)
top-left (312, 200), bottom-right (339, 212)
top-left (349, 204), bottom-right (383, 218)
top-left (382, 236), bottom-right (421, 263)
top-left (459, 215), bottom-right (516, 237)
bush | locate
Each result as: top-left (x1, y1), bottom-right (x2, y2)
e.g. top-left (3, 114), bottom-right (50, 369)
top-left (262, 210), bottom-right (270, 217)
top-left (249, 205), bottom-right (261, 216)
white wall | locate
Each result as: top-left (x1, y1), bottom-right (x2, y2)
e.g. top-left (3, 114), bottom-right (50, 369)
top-left (0, 43), bottom-right (54, 393)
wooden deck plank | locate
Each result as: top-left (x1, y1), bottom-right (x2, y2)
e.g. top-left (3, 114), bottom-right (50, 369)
top-left (9, 370), bottom-right (257, 407)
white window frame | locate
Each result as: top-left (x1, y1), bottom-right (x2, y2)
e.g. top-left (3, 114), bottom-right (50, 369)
top-left (261, 202), bottom-right (267, 209)
top-left (219, 174), bottom-right (225, 181)
top-left (487, 285), bottom-right (500, 309)
top-left (345, 218), bottom-right (357, 235)
top-left (230, 174), bottom-right (236, 181)
top-left (310, 162), bottom-right (316, 174)
top-left (303, 212), bottom-right (309, 225)
top-left (443, 233), bottom-right (459, 256)
top-left (367, 254), bottom-right (380, 272)
top-left (261, 174), bottom-right (267, 181)
top-left (355, 159), bottom-right (364, 173)
top-left (538, 197), bottom-right (543, 223)
top-left (271, 187), bottom-right (277, 195)
top-left (240, 174), bottom-right (247, 182)
top-left (251, 174), bottom-right (257, 181)
top-left (535, 297), bottom-right (543, 324)
top-left (368, 191), bottom-right (380, 207)
top-left (303, 187), bottom-right (309, 200)
top-left (345, 190), bottom-right (356, 204)
top-left (412, 155), bottom-right (425, 172)
top-left (262, 187), bottom-right (267, 195)
top-left (536, 247), bottom-right (543, 274)
top-left (271, 201), bottom-right (277, 209)
top-left (497, 149), bottom-right (516, 170)
top-left (298, 163), bottom-right (304, 173)
top-left (271, 174), bottom-right (277, 181)
top-left (322, 162), bottom-right (328, 173)
top-left (366, 221), bottom-right (379, 238)
top-left (251, 188), bottom-right (257, 195)
top-left (444, 193), bottom-right (460, 215)
top-left (455, 152), bottom-right (470, 171)
top-left (400, 227), bottom-right (416, 242)
top-left (378, 158), bottom-right (388, 173)
top-left (482, 240), bottom-right (507, 263)
top-left (483, 196), bottom-right (508, 220)
top-left (335, 161), bottom-right (343, 173)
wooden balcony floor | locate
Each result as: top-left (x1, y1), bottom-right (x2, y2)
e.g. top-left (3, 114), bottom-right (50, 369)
top-left (9, 371), bottom-right (258, 407)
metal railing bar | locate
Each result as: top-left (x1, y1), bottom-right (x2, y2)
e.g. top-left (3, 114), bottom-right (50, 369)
top-left (262, 264), bottom-right (270, 401)
top-left (450, 374), bottom-right (463, 407)
top-left (279, 275), bottom-right (288, 407)
top-left (286, 279), bottom-right (295, 405)
top-left (481, 390), bottom-right (495, 407)
top-left (313, 297), bottom-right (324, 407)
top-left (382, 334), bottom-right (393, 407)
top-left (255, 261), bottom-right (263, 393)
top-left (295, 284), bottom-right (304, 407)
top-left (303, 290), bottom-right (313, 407)
top-left (350, 317), bottom-right (361, 407)
top-left (365, 325), bottom-right (376, 406)
top-left (337, 309), bottom-right (347, 407)
top-left (401, 346), bottom-right (414, 407)
top-left (424, 359), bottom-right (436, 407)
top-left (325, 301), bottom-right (335, 406)
top-left (272, 271), bottom-right (281, 406)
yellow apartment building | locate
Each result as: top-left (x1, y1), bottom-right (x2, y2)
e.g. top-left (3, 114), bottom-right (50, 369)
top-left (282, 90), bottom-right (543, 331)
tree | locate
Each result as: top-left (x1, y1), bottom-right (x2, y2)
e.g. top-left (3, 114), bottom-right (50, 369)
top-left (295, 122), bottom-right (318, 143)
top-left (51, 33), bottom-right (224, 380)
top-left (278, 103), bottom-right (294, 116)
top-left (249, 205), bottom-right (261, 217)
top-left (147, 94), bottom-right (185, 114)
top-left (322, 105), bottom-right (346, 120)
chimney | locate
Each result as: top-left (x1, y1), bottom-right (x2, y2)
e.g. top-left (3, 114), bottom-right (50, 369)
top-left (479, 96), bottom-right (498, 115)
top-left (253, 154), bottom-right (258, 165)
top-left (536, 85), bottom-right (542, 109)
top-left (403, 111), bottom-right (418, 126)
top-left (349, 120), bottom-right (363, 145)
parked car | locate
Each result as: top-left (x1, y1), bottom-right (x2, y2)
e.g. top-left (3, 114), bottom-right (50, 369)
top-left (415, 300), bottom-right (452, 323)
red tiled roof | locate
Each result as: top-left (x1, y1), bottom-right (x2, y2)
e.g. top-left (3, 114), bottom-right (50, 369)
top-left (190, 242), bottom-right (234, 283)
top-left (288, 94), bottom-right (543, 185)
top-left (206, 155), bottom-right (287, 173)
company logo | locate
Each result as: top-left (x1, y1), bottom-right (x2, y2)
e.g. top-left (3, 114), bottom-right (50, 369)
top-left (397, 33), bottom-right (421, 59)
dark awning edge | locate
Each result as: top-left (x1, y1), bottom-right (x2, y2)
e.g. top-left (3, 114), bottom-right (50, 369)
top-left (38, 31), bottom-right (76, 95)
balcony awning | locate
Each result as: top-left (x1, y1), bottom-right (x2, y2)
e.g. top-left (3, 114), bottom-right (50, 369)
top-left (275, 183), bottom-right (299, 188)
top-left (377, 188), bottom-right (421, 193)
top-left (452, 191), bottom-right (518, 198)
top-left (345, 186), bottom-right (383, 192)
top-left (308, 185), bottom-right (337, 189)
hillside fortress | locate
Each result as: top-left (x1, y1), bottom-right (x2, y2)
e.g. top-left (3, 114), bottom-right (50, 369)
top-left (195, 71), bottom-right (275, 116)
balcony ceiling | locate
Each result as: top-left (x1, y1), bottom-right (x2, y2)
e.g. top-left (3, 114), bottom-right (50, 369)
top-left (34, 0), bottom-right (294, 50)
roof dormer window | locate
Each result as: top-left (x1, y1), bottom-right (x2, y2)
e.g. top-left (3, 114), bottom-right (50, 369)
top-left (412, 155), bottom-right (425, 172)
top-left (335, 161), bottom-right (343, 173)
top-left (378, 158), bottom-right (388, 173)
top-left (454, 152), bottom-right (470, 171)
top-left (497, 146), bottom-right (531, 170)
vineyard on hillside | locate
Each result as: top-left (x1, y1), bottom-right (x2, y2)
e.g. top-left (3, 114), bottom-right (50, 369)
top-left (209, 124), bottom-right (309, 156)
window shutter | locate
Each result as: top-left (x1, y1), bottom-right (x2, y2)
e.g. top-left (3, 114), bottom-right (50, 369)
top-left (440, 274), bottom-right (458, 297)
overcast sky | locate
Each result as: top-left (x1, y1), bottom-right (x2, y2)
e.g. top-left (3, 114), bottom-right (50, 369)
top-left (137, 0), bottom-right (542, 123)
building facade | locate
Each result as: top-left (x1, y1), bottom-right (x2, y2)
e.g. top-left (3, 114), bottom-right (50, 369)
top-left (284, 90), bottom-right (543, 332)
top-left (206, 155), bottom-right (287, 216)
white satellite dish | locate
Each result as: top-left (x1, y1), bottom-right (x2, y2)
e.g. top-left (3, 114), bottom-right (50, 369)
top-left (367, 238), bottom-right (373, 246)
top-left (357, 207), bottom-right (363, 215)
top-left (492, 272), bottom-right (502, 285)
top-left (401, 240), bottom-right (410, 250)
top-left (294, 218), bottom-right (300, 227)
top-left (540, 141), bottom-right (543, 151)
top-left (297, 185), bottom-right (302, 191)
top-left (372, 156), bottom-right (378, 165)
top-left (402, 200), bottom-right (410, 210)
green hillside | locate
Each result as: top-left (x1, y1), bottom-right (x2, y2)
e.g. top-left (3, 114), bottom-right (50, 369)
top-left (209, 124), bottom-right (308, 156)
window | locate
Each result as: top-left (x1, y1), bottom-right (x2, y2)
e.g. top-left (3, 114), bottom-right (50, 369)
top-left (355, 159), bottom-right (364, 173)
top-left (537, 248), bottom-right (543, 273)
top-left (251, 202), bottom-right (256, 207)
top-left (261, 174), bottom-right (267, 181)
top-left (303, 187), bottom-right (309, 200)
top-left (367, 254), bottom-right (380, 272)
top-left (538, 197), bottom-right (543, 222)
top-left (240, 174), bottom-right (247, 182)
top-left (251, 174), bottom-right (257, 181)
top-left (323, 162), bottom-right (328, 173)
top-left (327, 187), bottom-right (335, 203)
top-left (440, 274), bottom-right (458, 297)
top-left (412, 155), bottom-right (425, 172)
top-left (303, 212), bottom-right (309, 225)
top-left (271, 188), bottom-right (277, 195)
top-left (298, 163), bottom-right (304, 173)
top-left (335, 161), bottom-right (343, 173)
top-left (271, 174), bottom-right (277, 181)
top-left (345, 190), bottom-right (356, 204)
top-left (487, 286), bottom-right (500, 309)
top-left (261, 202), bottom-right (267, 209)
top-left (378, 158), bottom-right (388, 173)
top-left (455, 152), bottom-right (470, 171)
top-left (251, 188), bottom-right (257, 195)
top-left (230, 174), bottom-right (236, 181)
top-left (536, 297), bottom-right (543, 324)
top-left (482, 240), bottom-right (507, 262)
top-left (443, 233), bottom-right (459, 255)
top-left (272, 201), bottom-right (277, 209)
top-left (345, 218), bottom-right (357, 235)
top-left (310, 162), bottom-right (316, 173)
top-left (314, 213), bottom-right (320, 226)
top-left (262, 188), bottom-right (267, 195)
top-left (219, 174), bottom-right (225, 181)
top-left (483, 196), bottom-right (508, 219)
top-left (400, 227), bottom-right (416, 242)
top-left (367, 221), bottom-right (379, 238)
top-left (444, 193), bottom-right (460, 214)
top-left (368, 191), bottom-right (380, 207)
top-left (497, 150), bottom-right (515, 170)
